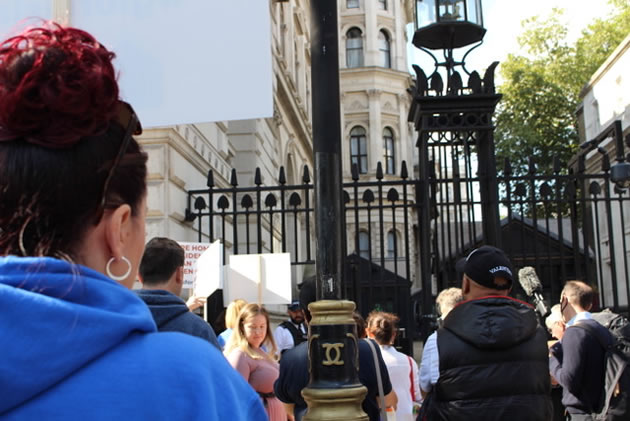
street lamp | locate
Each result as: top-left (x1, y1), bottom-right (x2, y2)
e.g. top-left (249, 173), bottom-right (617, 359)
top-left (414, 0), bottom-right (485, 50)
top-left (409, 0), bottom-right (502, 343)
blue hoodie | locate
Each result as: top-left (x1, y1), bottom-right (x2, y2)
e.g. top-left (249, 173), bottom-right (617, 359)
top-left (0, 256), bottom-right (266, 420)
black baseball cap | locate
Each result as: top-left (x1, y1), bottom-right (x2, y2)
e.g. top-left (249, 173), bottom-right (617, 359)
top-left (464, 246), bottom-right (514, 290)
top-left (288, 300), bottom-right (301, 311)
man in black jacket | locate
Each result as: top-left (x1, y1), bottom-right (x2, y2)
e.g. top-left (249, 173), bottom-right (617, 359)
top-left (427, 246), bottom-right (552, 421)
top-left (549, 281), bottom-right (610, 420)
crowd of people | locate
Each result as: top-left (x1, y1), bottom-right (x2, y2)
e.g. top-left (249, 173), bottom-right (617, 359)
top-left (0, 21), bottom-right (617, 421)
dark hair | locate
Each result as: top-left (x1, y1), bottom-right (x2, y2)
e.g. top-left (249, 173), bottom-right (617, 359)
top-left (353, 312), bottom-right (366, 339)
top-left (562, 280), bottom-right (594, 310)
top-left (299, 276), bottom-right (317, 322)
top-left (366, 311), bottom-right (399, 345)
top-left (139, 238), bottom-right (185, 285)
top-left (0, 22), bottom-right (147, 259)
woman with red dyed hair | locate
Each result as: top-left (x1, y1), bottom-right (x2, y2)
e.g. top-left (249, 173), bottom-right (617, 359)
top-left (0, 22), bottom-right (266, 420)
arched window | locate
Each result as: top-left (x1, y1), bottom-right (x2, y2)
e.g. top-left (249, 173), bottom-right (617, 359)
top-left (350, 126), bottom-right (368, 174)
top-left (378, 0), bottom-right (387, 10)
top-left (383, 127), bottom-right (395, 175)
top-left (387, 230), bottom-right (396, 258)
top-left (359, 231), bottom-right (370, 259)
top-left (346, 28), bottom-right (364, 68)
top-left (378, 30), bottom-right (391, 68)
top-left (347, 0), bottom-right (359, 8)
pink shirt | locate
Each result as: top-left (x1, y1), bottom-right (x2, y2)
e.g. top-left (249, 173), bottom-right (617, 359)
top-left (226, 348), bottom-right (286, 421)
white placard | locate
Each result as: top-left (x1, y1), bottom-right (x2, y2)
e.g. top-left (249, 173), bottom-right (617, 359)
top-left (194, 240), bottom-right (223, 297)
top-left (0, 1), bottom-right (273, 127)
top-left (225, 253), bottom-right (292, 306)
top-left (179, 241), bottom-right (211, 289)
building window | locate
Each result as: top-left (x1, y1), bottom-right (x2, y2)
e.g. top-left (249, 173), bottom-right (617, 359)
top-left (387, 230), bottom-right (396, 258)
top-left (350, 126), bottom-right (368, 174)
top-left (359, 231), bottom-right (370, 259)
top-left (383, 127), bottom-right (395, 174)
top-left (346, 28), bottom-right (364, 68)
top-left (378, 0), bottom-right (387, 10)
top-left (347, 0), bottom-right (359, 8)
top-left (378, 30), bottom-right (391, 68)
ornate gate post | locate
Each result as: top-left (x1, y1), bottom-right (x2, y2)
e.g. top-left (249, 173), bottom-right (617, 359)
top-left (302, 1), bottom-right (367, 419)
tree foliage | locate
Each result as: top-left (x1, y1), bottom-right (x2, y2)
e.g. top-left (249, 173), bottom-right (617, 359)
top-left (494, 0), bottom-right (630, 177)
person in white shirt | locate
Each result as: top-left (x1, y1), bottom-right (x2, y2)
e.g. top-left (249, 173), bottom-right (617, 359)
top-left (274, 300), bottom-right (308, 356)
top-left (419, 287), bottom-right (463, 397)
top-left (366, 311), bottom-right (420, 421)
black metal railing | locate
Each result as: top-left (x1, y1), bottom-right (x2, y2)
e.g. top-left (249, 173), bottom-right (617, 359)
top-left (185, 121), bottom-right (630, 346)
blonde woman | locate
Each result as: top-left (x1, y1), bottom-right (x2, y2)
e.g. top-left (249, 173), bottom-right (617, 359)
top-left (218, 298), bottom-right (248, 348)
top-left (225, 304), bottom-right (287, 421)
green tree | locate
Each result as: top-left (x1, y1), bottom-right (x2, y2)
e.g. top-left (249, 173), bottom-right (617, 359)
top-left (494, 0), bottom-right (630, 177)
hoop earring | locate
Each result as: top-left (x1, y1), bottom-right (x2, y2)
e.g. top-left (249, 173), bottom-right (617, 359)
top-left (106, 256), bottom-right (132, 282)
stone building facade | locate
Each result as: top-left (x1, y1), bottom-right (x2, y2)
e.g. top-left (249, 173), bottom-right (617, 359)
top-left (132, 1), bottom-right (419, 301)
top-left (576, 33), bottom-right (630, 308)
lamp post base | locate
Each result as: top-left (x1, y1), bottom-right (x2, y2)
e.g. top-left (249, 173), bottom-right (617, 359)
top-left (302, 386), bottom-right (368, 421)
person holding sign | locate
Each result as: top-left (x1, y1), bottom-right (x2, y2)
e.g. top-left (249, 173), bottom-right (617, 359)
top-left (0, 22), bottom-right (265, 420)
top-left (225, 304), bottom-right (287, 421)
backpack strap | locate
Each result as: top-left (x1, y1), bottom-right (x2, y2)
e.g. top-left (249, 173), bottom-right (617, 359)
top-left (573, 321), bottom-right (613, 350)
top-left (365, 339), bottom-right (388, 421)
top-left (408, 355), bottom-right (416, 402)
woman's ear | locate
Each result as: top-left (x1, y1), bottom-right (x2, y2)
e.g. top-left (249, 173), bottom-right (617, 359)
top-left (104, 204), bottom-right (133, 259)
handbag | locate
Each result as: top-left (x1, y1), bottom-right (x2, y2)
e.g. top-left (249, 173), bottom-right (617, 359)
top-left (365, 338), bottom-right (389, 421)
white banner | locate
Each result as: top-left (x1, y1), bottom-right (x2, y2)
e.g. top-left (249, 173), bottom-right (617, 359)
top-left (224, 253), bottom-right (292, 306)
top-left (179, 241), bottom-right (211, 289)
top-left (193, 240), bottom-right (223, 297)
top-left (0, 0), bottom-right (273, 127)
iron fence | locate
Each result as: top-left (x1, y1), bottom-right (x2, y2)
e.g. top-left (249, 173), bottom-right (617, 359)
top-left (185, 121), bottom-right (630, 351)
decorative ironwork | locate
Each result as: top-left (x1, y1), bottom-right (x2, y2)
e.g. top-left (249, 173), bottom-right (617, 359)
top-left (185, 124), bottom-right (630, 346)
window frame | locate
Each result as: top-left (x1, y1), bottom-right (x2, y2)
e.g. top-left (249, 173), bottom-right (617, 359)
top-left (359, 231), bottom-right (370, 259)
top-left (350, 126), bottom-right (368, 174)
top-left (378, 30), bottom-right (391, 69)
top-left (346, 28), bottom-right (364, 68)
top-left (383, 127), bottom-right (395, 175)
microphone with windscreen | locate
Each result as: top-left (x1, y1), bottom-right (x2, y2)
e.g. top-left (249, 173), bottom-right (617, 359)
top-left (518, 266), bottom-right (550, 318)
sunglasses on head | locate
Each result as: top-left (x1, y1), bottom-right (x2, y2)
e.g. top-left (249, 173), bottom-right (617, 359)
top-left (98, 101), bottom-right (142, 212)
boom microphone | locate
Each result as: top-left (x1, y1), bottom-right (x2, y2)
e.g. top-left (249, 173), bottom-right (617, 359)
top-left (518, 266), bottom-right (550, 318)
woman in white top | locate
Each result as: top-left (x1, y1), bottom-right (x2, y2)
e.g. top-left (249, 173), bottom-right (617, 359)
top-left (366, 311), bottom-right (421, 421)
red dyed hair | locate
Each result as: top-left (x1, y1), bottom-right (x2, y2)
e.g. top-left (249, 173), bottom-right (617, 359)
top-left (0, 21), bottom-right (119, 148)
top-left (0, 22), bottom-right (146, 258)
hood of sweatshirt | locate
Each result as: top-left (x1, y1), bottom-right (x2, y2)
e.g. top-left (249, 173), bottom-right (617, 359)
top-left (135, 289), bottom-right (189, 328)
top-left (0, 256), bottom-right (156, 413)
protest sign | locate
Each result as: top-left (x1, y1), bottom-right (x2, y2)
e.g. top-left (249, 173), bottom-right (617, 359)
top-left (179, 241), bottom-right (210, 289)
top-left (0, 0), bottom-right (272, 127)
top-left (194, 240), bottom-right (223, 297)
top-left (224, 253), bottom-right (291, 306)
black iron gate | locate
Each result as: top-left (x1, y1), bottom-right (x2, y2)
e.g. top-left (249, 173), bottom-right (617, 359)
top-left (185, 162), bottom-right (418, 354)
top-left (186, 81), bottom-right (630, 351)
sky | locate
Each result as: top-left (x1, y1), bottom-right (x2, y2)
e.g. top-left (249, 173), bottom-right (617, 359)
top-left (407, 0), bottom-right (618, 78)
